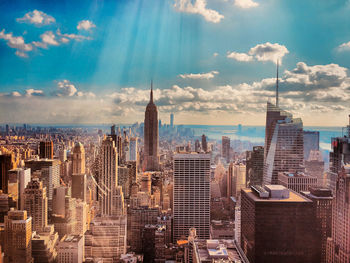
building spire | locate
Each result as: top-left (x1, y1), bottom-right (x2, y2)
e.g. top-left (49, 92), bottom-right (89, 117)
top-left (150, 79), bottom-right (153, 103)
top-left (276, 60), bottom-right (279, 107)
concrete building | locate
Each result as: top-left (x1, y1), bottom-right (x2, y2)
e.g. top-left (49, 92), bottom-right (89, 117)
top-left (39, 141), bottom-right (54, 159)
top-left (98, 137), bottom-right (119, 216)
top-left (326, 165), bottom-right (350, 263)
top-left (85, 216), bottom-right (127, 262)
top-left (25, 159), bottom-right (60, 210)
top-left (75, 199), bottom-right (88, 236)
top-left (173, 153), bottom-right (210, 241)
top-left (129, 137), bottom-right (138, 162)
top-left (192, 239), bottom-right (249, 263)
top-left (127, 206), bottom-right (159, 252)
top-left (72, 142), bottom-right (86, 202)
top-left (144, 84), bottom-right (159, 171)
top-left (222, 136), bottom-right (230, 163)
top-left (57, 235), bottom-right (84, 263)
top-left (241, 185), bottom-right (318, 263)
top-left (303, 130), bottom-right (319, 160)
top-left (32, 225), bottom-right (59, 263)
top-left (0, 152), bottom-right (16, 193)
top-left (201, 135), bottom-right (207, 153)
top-left (24, 178), bottom-right (48, 232)
top-left (305, 150), bottom-right (325, 186)
top-left (278, 171), bottom-right (318, 193)
top-left (301, 188), bottom-right (333, 263)
top-left (8, 167), bottom-right (31, 210)
top-left (329, 116), bottom-right (350, 175)
top-left (233, 163), bottom-right (246, 198)
top-left (246, 146), bottom-right (264, 187)
top-left (4, 209), bottom-right (33, 263)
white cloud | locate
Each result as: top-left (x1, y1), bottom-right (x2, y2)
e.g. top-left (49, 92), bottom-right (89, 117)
top-left (76, 91), bottom-right (96, 98)
top-left (1, 62), bottom-right (349, 125)
top-left (337, 41), bottom-right (350, 51)
top-left (32, 31), bottom-right (59, 49)
top-left (25, 89), bottom-right (44, 97)
top-left (11, 91), bottom-right (22, 97)
top-left (234, 0), bottom-right (259, 9)
top-left (15, 51), bottom-right (29, 58)
top-left (16, 10), bottom-right (55, 25)
top-left (227, 51), bottom-right (253, 61)
top-left (41, 31), bottom-right (59, 46)
top-left (227, 42), bottom-right (289, 64)
top-left (77, 20), bottom-right (96, 31)
top-left (55, 80), bottom-right (77, 97)
top-left (249, 42), bottom-right (289, 63)
top-left (179, 71), bottom-right (219, 79)
top-left (174, 0), bottom-right (224, 23)
top-left (0, 29), bottom-right (32, 57)
top-left (56, 29), bottom-right (91, 42)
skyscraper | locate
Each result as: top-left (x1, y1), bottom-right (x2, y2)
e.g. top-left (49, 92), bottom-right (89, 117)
top-left (39, 141), bottom-right (54, 159)
top-left (144, 82), bottom-right (159, 171)
top-left (326, 165), bottom-right (350, 263)
top-left (222, 136), bottom-right (230, 163)
top-left (72, 142), bottom-right (86, 201)
top-left (246, 146), bottom-right (264, 187)
top-left (303, 131), bottom-right (320, 160)
top-left (0, 152), bottom-right (16, 193)
top-left (24, 178), bottom-right (48, 232)
top-left (329, 116), bottom-right (350, 175)
top-left (170, 113), bottom-right (174, 127)
top-left (173, 153), bottom-right (210, 241)
top-left (263, 103), bottom-right (304, 185)
top-left (241, 185), bottom-right (318, 263)
top-left (301, 188), bottom-right (333, 263)
top-left (201, 134), bottom-right (208, 153)
top-left (98, 137), bottom-right (119, 216)
top-left (8, 167), bottom-right (31, 210)
top-left (4, 209), bottom-right (33, 263)
top-left (129, 137), bottom-right (138, 162)
top-left (25, 159), bottom-right (60, 210)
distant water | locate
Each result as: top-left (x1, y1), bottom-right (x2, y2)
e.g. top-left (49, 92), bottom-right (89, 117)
top-left (185, 125), bottom-right (344, 151)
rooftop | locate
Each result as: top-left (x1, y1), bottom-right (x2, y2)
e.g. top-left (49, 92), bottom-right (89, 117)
top-left (61, 234), bottom-right (82, 243)
top-left (244, 186), bottom-right (311, 203)
top-left (194, 239), bottom-right (249, 263)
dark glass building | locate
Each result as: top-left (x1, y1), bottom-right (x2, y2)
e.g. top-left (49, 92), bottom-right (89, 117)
top-left (241, 185), bottom-right (318, 263)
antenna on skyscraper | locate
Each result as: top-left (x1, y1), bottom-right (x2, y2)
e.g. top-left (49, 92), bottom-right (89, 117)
top-left (276, 60), bottom-right (279, 107)
top-left (150, 79), bottom-right (153, 103)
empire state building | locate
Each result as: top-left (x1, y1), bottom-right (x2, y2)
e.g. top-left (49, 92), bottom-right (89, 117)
top-left (144, 82), bottom-right (159, 171)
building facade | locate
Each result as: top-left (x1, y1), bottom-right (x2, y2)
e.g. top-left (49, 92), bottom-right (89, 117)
top-left (241, 185), bottom-right (318, 263)
top-left (173, 153), bottom-right (210, 241)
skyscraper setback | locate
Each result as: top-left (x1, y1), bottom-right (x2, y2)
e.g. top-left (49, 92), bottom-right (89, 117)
top-left (144, 83), bottom-right (159, 171)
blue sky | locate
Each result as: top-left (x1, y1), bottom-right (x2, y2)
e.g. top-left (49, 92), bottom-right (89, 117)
top-left (0, 0), bottom-right (350, 125)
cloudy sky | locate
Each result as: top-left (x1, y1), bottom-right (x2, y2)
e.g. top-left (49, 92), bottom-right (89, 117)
top-left (1, 0), bottom-right (350, 126)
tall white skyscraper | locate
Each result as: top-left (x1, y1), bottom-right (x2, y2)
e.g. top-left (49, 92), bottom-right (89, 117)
top-left (98, 137), bottom-right (119, 216)
top-left (173, 153), bottom-right (210, 241)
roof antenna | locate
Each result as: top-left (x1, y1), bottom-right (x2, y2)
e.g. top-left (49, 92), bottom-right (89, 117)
top-left (276, 60), bottom-right (279, 107)
top-left (150, 79), bottom-right (153, 103)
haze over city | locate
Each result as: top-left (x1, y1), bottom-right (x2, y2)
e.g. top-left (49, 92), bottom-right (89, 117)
top-left (1, 0), bottom-right (350, 125)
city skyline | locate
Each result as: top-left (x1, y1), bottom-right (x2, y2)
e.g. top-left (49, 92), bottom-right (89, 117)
top-left (0, 0), bottom-right (350, 125)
